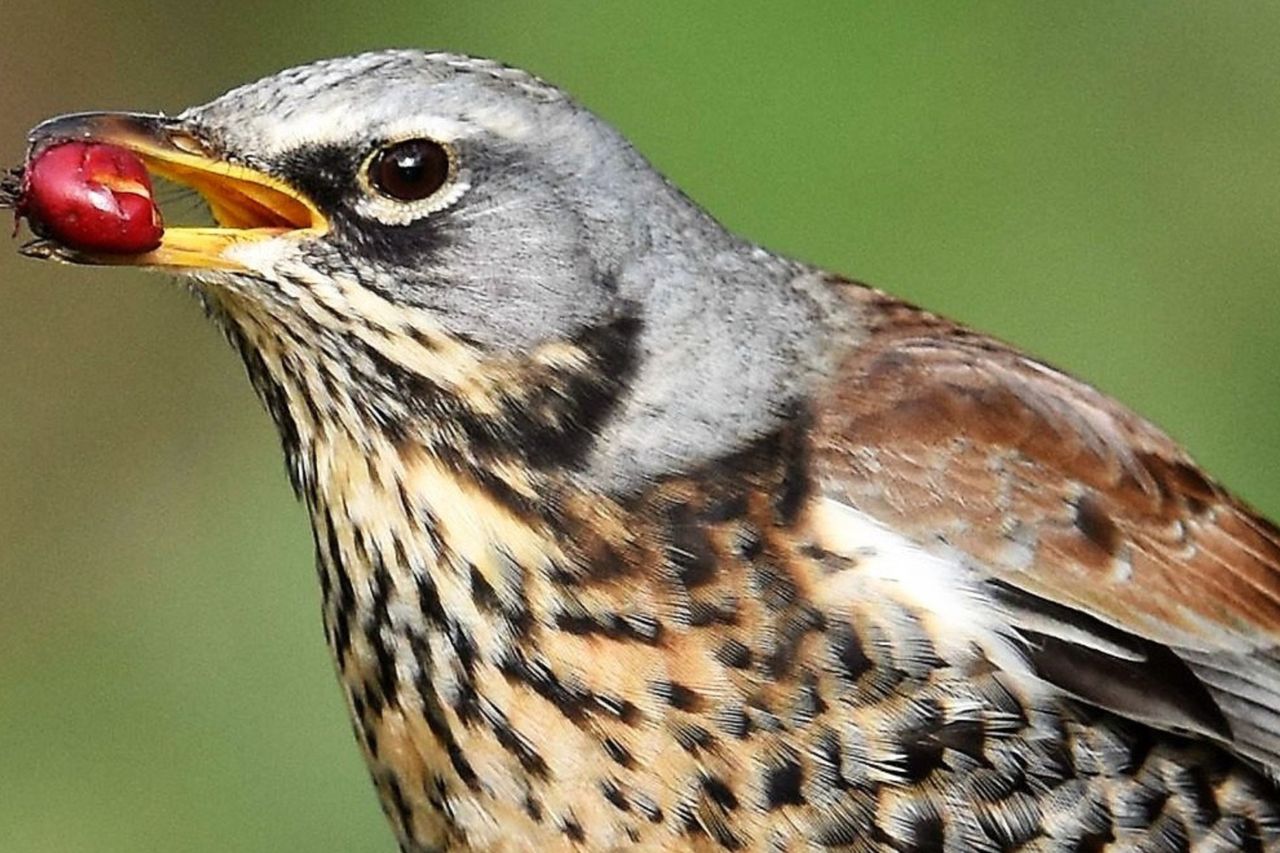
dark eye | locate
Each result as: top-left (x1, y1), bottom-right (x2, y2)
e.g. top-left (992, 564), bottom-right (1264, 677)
top-left (368, 138), bottom-right (451, 201)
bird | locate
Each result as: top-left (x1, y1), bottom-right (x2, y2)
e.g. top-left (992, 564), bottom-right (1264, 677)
top-left (10, 49), bottom-right (1280, 852)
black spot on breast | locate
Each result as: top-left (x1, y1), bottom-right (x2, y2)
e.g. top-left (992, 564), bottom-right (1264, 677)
top-left (763, 605), bottom-right (826, 680)
top-left (897, 700), bottom-right (948, 782)
top-left (416, 573), bottom-right (448, 627)
top-left (901, 813), bottom-right (945, 852)
top-left (468, 562), bottom-right (501, 612)
top-left (714, 638), bottom-right (754, 669)
top-left (383, 773), bottom-right (415, 839)
top-left (574, 536), bottom-right (635, 583)
top-left (600, 778), bottom-right (630, 812)
top-left (651, 680), bottom-right (702, 711)
top-left (369, 635), bottom-right (398, 712)
top-left (762, 755), bottom-right (806, 809)
top-left (446, 742), bottom-right (480, 791)
top-left (449, 624), bottom-right (477, 675)
top-left (321, 511), bottom-right (355, 664)
top-left (687, 596), bottom-right (740, 627)
top-left (745, 696), bottom-right (784, 734)
top-left (811, 796), bottom-right (878, 846)
top-left (829, 624), bottom-right (872, 683)
top-left (602, 736), bottom-right (635, 768)
top-left (633, 792), bottom-right (664, 824)
top-left (561, 815), bottom-right (585, 842)
top-left (715, 704), bottom-right (752, 739)
top-left (678, 798), bottom-right (743, 850)
top-left (702, 775), bottom-right (739, 811)
top-left (790, 671), bottom-right (828, 725)
top-left (617, 611), bottom-right (663, 644)
top-left (486, 709), bottom-right (548, 779)
top-left (413, 675), bottom-right (454, 768)
top-left (451, 684), bottom-right (480, 731)
top-left (596, 694), bottom-right (643, 726)
top-left (1070, 828), bottom-right (1116, 853)
top-left (750, 562), bottom-right (798, 611)
top-left (314, 547), bottom-right (333, 603)
top-left (524, 792), bottom-right (543, 823)
top-left (672, 722), bottom-right (715, 753)
top-left (426, 774), bottom-right (448, 810)
top-left (935, 717), bottom-right (987, 764)
top-left (554, 610), bottom-right (601, 636)
top-left (809, 728), bottom-right (848, 791)
top-left (366, 557), bottom-right (399, 709)
top-left (553, 607), bottom-right (664, 645)
top-left (498, 651), bottom-right (593, 723)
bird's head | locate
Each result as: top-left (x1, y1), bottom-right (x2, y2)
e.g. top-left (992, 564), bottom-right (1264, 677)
top-left (17, 50), bottom-right (829, 492)
top-left (26, 51), bottom-right (676, 344)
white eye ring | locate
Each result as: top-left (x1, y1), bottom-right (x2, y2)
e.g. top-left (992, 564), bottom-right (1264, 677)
top-left (354, 137), bottom-right (469, 225)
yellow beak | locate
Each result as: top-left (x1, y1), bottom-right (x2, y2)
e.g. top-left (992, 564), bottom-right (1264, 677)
top-left (23, 112), bottom-right (328, 270)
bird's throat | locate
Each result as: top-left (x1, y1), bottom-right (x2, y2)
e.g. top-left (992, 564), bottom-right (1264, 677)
top-left (208, 287), bottom-right (650, 843)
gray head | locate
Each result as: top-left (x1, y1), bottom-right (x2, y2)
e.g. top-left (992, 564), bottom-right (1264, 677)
top-left (25, 50), bottom-right (837, 492)
top-left (183, 50), bottom-right (711, 349)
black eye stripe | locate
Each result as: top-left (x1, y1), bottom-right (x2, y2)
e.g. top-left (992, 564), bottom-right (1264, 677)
top-left (368, 138), bottom-right (451, 202)
top-left (276, 144), bottom-right (358, 212)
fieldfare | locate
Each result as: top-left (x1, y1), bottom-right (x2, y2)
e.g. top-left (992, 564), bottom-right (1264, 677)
top-left (7, 51), bottom-right (1279, 852)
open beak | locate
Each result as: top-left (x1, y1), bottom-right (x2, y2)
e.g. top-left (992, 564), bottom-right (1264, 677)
top-left (23, 112), bottom-right (327, 270)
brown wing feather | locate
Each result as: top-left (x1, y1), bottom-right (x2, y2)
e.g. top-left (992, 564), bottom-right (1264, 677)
top-left (812, 280), bottom-right (1280, 769)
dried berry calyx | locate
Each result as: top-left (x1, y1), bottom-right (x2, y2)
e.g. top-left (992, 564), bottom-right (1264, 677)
top-left (0, 166), bottom-right (21, 209)
top-left (16, 141), bottom-right (164, 254)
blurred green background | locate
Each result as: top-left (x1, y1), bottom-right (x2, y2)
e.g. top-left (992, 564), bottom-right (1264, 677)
top-left (1, 3), bottom-right (1278, 851)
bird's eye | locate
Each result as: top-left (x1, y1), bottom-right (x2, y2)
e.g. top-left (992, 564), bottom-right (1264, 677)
top-left (367, 138), bottom-right (451, 202)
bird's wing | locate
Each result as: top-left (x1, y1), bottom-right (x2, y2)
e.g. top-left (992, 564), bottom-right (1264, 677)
top-left (810, 283), bottom-right (1280, 771)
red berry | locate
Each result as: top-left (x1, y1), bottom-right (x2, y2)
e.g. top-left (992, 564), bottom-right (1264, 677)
top-left (19, 141), bottom-right (164, 254)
